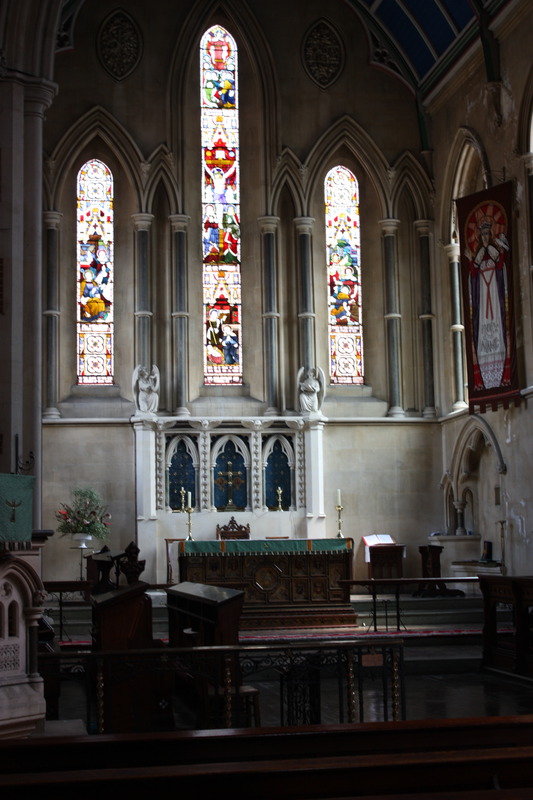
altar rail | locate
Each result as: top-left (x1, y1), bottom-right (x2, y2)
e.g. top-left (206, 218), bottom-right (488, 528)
top-left (38, 638), bottom-right (404, 734)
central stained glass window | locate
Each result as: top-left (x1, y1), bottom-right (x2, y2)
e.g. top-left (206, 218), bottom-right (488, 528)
top-left (76, 159), bottom-right (114, 384)
top-left (325, 166), bottom-right (363, 384)
top-left (200, 25), bottom-right (241, 385)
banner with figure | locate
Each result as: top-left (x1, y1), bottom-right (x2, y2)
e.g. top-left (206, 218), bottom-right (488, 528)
top-left (0, 474), bottom-right (35, 544)
top-left (456, 181), bottom-right (520, 412)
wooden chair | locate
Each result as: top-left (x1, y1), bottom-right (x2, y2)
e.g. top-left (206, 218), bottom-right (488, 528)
top-left (165, 538), bottom-right (185, 584)
top-left (216, 516), bottom-right (250, 540)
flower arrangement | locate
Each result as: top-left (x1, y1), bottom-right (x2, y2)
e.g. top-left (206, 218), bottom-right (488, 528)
top-left (55, 487), bottom-right (111, 540)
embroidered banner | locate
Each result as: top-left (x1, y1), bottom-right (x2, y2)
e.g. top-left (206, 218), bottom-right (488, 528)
top-left (456, 181), bottom-right (520, 412)
top-left (0, 474), bottom-right (35, 543)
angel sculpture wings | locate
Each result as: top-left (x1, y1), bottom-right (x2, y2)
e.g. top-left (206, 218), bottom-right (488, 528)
top-left (133, 364), bottom-right (160, 413)
top-left (297, 366), bottom-right (326, 414)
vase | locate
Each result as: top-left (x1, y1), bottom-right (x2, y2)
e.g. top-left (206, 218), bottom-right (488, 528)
top-left (72, 532), bottom-right (93, 547)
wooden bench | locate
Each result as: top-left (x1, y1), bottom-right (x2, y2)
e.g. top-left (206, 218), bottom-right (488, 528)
top-left (1, 743), bottom-right (533, 797)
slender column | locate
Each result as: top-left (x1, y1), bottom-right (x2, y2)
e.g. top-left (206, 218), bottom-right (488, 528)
top-left (23, 82), bottom-right (56, 525)
top-left (453, 499), bottom-right (467, 536)
top-left (380, 219), bottom-right (404, 417)
top-left (259, 216), bottom-right (280, 413)
top-left (170, 214), bottom-right (190, 415)
top-left (445, 242), bottom-right (467, 410)
top-left (43, 211), bottom-right (62, 419)
top-left (132, 213), bottom-right (154, 370)
top-left (415, 220), bottom-right (436, 418)
top-left (294, 217), bottom-right (316, 372)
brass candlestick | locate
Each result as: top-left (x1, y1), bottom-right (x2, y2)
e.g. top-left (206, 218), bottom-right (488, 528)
top-left (276, 486), bottom-right (283, 511)
top-left (180, 486), bottom-right (186, 512)
top-left (185, 506), bottom-right (194, 540)
top-left (336, 503), bottom-right (344, 538)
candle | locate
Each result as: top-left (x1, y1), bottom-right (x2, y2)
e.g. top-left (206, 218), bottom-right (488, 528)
top-left (187, 491), bottom-right (192, 508)
top-left (337, 489), bottom-right (341, 506)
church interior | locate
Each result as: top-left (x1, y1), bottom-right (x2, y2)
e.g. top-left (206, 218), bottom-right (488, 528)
top-left (2, 0), bottom-right (533, 794)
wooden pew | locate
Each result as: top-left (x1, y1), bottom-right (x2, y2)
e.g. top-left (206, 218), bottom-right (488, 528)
top-left (1, 714), bottom-right (533, 774)
top-left (1, 744), bottom-right (533, 797)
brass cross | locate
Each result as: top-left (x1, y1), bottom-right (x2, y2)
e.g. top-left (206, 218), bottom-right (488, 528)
top-left (216, 461), bottom-right (243, 510)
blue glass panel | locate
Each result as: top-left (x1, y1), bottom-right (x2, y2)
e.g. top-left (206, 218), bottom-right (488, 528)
top-left (265, 440), bottom-right (291, 510)
top-left (168, 440), bottom-right (195, 510)
top-left (403, 0), bottom-right (455, 55)
top-left (214, 440), bottom-right (247, 511)
top-left (376, 0), bottom-right (434, 77)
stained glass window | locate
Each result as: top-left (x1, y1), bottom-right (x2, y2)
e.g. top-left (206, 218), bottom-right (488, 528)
top-left (76, 159), bottom-right (114, 384)
top-left (325, 166), bottom-right (363, 384)
top-left (200, 25), bottom-right (241, 385)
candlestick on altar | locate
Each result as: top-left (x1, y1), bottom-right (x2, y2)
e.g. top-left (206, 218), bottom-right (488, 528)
top-left (180, 486), bottom-right (185, 512)
top-left (276, 486), bottom-right (283, 511)
top-left (336, 498), bottom-right (344, 538)
top-left (185, 504), bottom-right (194, 540)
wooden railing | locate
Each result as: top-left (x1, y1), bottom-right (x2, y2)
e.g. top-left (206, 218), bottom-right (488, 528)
top-left (38, 638), bottom-right (405, 734)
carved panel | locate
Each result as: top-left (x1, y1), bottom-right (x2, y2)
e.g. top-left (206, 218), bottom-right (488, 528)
top-left (97, 10), bottom-right (143, 81)
top-left (302, 19), bottom-right (344, 89)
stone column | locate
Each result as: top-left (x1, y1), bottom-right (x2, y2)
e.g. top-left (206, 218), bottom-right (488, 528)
top-left (23, 81), bottom-right (56, 524)
top-left (294, 217), bottom-right (316, 371)
top-left (170, 214), bottom-right (190, 415)
top-left (415, 220), bottom-right (436, 418)
top-left (303, 418), bottom-right (327, 538)
top-left (43, 211), bottom-right (62, 419)
top-left (380, 219), bottom-right (404, 417)
top-left (453, 499), bottom-right (467, 536)
top-left (445, 242), bottom-right (467, 410)
top-left (259, 216), bottom-right (280, 413)
top-left (132, 213), bottom-right (154, 370)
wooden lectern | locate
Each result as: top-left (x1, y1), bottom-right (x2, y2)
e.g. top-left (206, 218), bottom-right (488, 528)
top-left (363, 535), bottom-right (405, 579)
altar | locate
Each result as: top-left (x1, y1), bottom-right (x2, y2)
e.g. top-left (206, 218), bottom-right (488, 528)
top-left (175, 538), bottom-right (356, 629)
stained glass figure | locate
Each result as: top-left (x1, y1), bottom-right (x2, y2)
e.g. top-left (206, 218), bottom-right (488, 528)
top-left (214, 439), bottom-right (246, 511)
top-left (200, 25), bottom-right (242, 385)
top-left (77, 159), bottom-right (114, 384)
top-left (168, 439), bottom-right (196, 511)
top-left (325, 166), bottom-right (363, 384)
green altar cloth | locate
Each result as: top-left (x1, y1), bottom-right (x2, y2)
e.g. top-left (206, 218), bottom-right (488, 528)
top-left (0, 474), bottom-right (35, 544)
top-left (179, 538), bottom-right (352, 555)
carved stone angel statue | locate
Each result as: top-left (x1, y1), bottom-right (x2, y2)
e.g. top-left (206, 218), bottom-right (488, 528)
top-left (133, 364), bottom-right (160, 413)
top-left (297, 366), bottom-right (326, 414)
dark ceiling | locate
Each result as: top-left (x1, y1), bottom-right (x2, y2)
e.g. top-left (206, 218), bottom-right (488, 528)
top-left (57, 0), bottom-right (512, 98)
top-left (348, 0), bottom-right (511, 98)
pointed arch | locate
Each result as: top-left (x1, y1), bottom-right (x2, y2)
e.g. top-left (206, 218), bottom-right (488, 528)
top-left (45, 105), bottom-right (145, 209)
top-left (443, 414), bottom-right (506, 501)
top-left (142, 144), bottom-right (181, 214)
top-left (270, 148), bottom-right (307, 218)
top-left (390, 150), bottom-right (434, 221)
top-left (304, 115), bottom-right (391, 219)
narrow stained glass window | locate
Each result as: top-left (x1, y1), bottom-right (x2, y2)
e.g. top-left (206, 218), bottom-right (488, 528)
top-left (326, 166), bottom-right (363, 384)
top-left (77, 159), bottom-right (114, 384)
top-left (200, 25), bottom-right (241, 385)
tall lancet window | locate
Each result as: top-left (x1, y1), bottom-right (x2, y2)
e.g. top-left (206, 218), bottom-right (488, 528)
top-left (200, 25), bottom-right (242, 385)
top-left (76, 159), bottom-right (114, 384)
top-left (325, 166), bottom-right (363, 384)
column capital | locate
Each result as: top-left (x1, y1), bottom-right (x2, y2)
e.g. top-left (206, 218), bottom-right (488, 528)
top-left (169, 214), bottom-right (190, 232)
top-left (379, 218), bottom-right (401, 236)
top-left (294, 216), bottom-right (315, 235)
top-left (444, 242), bottom-right (460, 263)
top-left (523, 152), bottom-right (533, 175)
top-left (43, 210), bottom-right (63, 229)
top-left (258, 215), bottom-right (280, 234)
top-left (414, 219), bottom-right (433, 237)
top-left (131, 212), bottom-right (155, 231)
top-left (23, 79), bottom-right (57, 118)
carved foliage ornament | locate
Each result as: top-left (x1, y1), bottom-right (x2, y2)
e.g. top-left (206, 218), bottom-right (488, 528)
top-left (97, 9), bottom-right (143, 81)
top-left (302, 19), bottom-right (344, 89)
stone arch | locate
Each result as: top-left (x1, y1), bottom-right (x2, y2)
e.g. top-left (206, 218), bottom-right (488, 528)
top-left (390, 150), bottom-right (434, 222)
top-left (45, 105), bottom-right (145, 210)
top-left (304, 114), bottom-right (390, 219)
top-left (442, 414), bottom-right (506, 535)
